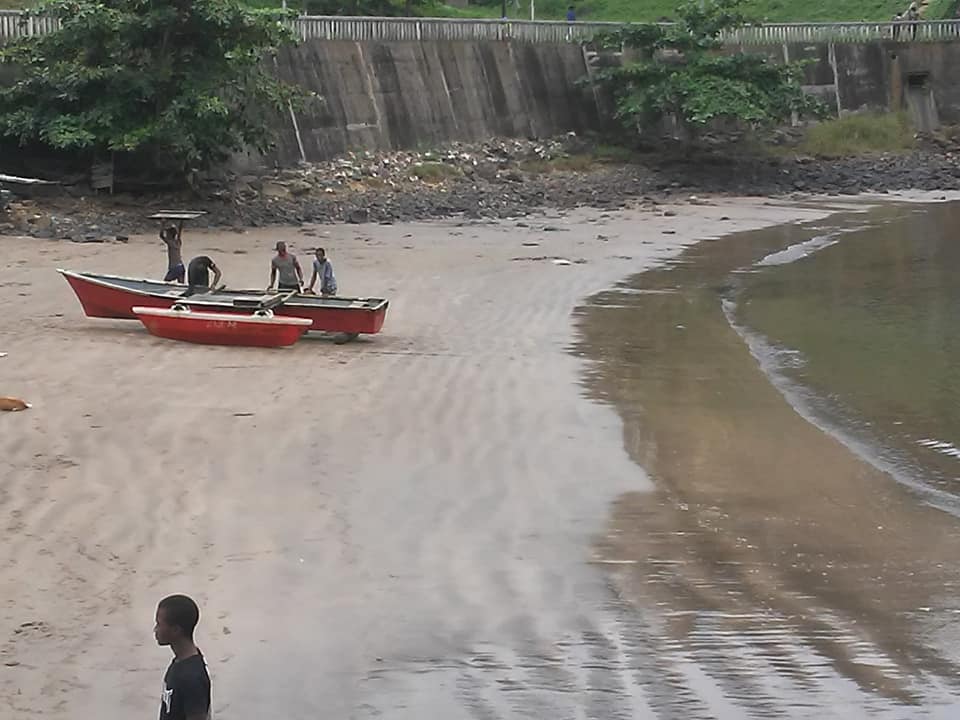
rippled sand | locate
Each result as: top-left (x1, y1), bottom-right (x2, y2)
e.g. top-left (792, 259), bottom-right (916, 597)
top-left (3, 197), bottom-right (949, 719)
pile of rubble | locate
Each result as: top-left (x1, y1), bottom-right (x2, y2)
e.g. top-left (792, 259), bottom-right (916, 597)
top-left (226, 135), bottom-right (591, 200)
top-left (4, 132), bottom-right (960, 240)
top-left (2, 135), bottom-right (638, 239)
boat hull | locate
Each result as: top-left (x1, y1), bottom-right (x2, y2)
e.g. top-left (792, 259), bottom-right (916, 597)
top-left (277, 304), bottom-right (383, 335)
top-left (62, 271), bottom-right (174, 319)
top-left (133, 307), bottom-right (311, 348)
top-left (60, 270), bottom-right (388, 335)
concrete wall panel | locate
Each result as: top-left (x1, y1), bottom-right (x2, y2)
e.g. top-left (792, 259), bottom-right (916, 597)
top-left (270, 39), bottom-right (597, 164)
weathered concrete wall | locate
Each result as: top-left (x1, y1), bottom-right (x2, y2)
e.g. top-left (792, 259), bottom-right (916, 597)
top-left (269, 39), bottom-right (600, 165)
top-left (745, 40), bottom-right (960, 125)
top-left (6, 37), bottom-right (960, 173)
top-left (266, 38), bottom-right (960, 166)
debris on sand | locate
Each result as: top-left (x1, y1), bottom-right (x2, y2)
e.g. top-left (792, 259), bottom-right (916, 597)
top-left (5, 133), bottom-right (960, 240)
top-left (0, 397), bottom-right (31, 411)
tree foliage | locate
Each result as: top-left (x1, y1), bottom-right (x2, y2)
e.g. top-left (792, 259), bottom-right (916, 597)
top-left (592, 0), bottom-right (823, 138)
top-left (0, 0), bottom-right (303, 178)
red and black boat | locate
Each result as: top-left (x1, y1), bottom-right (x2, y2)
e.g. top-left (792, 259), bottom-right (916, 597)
top-left (59, 269), bottom-right (388, 337)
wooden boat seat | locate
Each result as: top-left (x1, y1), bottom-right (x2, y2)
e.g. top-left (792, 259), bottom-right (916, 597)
top-left (231, 293), bottom-right (283, 309)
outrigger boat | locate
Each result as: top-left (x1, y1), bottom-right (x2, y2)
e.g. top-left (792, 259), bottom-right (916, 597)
top-left (133, 305), bottom-right (312, 348)
top-left (59, 270), bottom-right (388, 337)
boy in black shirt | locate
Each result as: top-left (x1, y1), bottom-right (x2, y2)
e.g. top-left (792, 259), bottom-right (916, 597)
top-left (185, 256), bottom-right (221, 297)
top-left (155, 594), bottom-right (211, 720)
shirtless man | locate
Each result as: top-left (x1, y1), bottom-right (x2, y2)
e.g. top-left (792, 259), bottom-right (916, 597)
top-left (161, 222), bottom-right (185, 283)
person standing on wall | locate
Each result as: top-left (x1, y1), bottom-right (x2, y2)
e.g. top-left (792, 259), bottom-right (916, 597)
top-left (905, 1), bottom-right (920, 39)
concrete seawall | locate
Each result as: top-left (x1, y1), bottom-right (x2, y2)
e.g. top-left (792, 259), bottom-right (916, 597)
top-left (265, 38), bottom-right (960, 166)
top-left (269, 39), bottom-right (601, 166)
top-left (748, 40), bottom-right (960, 130)
top-left (5, 35), bottom-right (960, 172)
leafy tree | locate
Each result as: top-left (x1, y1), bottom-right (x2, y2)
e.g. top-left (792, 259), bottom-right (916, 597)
top-left (592, 0), bottom-right (823, 140)
top-left (0, 0), bottom-right (303, 180)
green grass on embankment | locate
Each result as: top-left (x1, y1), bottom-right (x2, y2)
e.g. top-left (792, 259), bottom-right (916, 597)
top-left (517, 116), bottom-right (923, 170)
top-left (1, 0), bottom-right (955, 21)
top-left (794, 113), bottom-right (917, 157)
top-left (410, 161), bottom-right (463, 181)
top-left (441, 0), bottom-right (936, 22)
top-left (518, 144), bottom-right (640, 173)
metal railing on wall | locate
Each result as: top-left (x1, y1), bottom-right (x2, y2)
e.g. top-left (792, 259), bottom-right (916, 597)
top-left (282, 16), bottom-right (960, 44)
top-left (292, 16), bottom-right (618, 42)
top-left (0, 10), bottom-right (59, 40)
top-left (727, 20), bottom-right (960, 43)
top-left (3, 10), bottom-right (960, 45)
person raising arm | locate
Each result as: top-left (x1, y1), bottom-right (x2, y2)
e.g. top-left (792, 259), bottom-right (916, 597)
top-left (160, 222), bottom-right (185, 283)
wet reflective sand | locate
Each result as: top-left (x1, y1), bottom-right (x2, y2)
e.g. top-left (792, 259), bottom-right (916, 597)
top-left (575, 205), bottom-right (960, 718)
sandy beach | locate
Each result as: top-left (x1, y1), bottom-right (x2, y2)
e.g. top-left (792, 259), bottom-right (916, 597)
top-left (0, 196), bottom-right (941, 718)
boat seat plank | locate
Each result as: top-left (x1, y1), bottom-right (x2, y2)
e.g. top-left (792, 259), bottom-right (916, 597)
top-left (231, 293), bottom-right (283, 308)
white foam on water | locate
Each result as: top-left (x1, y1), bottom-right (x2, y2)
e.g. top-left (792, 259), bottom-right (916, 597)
top-left (916, 438), bottom-right (960, 459)
top-left (722, 298), bottom-right (960, 520)
top-left (755, 233), bottom-right (839, 267)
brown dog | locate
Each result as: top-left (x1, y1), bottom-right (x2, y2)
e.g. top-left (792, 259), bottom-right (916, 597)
top-left (0, 397), bottom-right (30, 411)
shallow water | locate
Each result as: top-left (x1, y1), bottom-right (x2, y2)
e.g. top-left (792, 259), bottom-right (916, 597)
top-left (574, 202), bottom-right (960, 718)
top-left (736, 201), bottom-right (960, 515)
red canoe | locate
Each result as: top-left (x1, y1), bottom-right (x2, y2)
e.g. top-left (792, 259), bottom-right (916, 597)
top-left (133, 306), bottom-right (312, 348)
top-left (59, 270), bottom-right (388, 336)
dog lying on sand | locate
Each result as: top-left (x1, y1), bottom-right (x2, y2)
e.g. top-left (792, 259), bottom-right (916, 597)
top-left (0, 397), bottom-right (30, 411)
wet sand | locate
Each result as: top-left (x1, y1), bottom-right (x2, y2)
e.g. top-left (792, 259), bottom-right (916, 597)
top-left (0, 196), bottom-right (949, 718)
top-left (577, 205), bottom-right (960, 718)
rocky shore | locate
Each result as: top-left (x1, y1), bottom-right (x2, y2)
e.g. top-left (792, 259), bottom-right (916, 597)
top-left (3, 135), bottom-right (960, 240)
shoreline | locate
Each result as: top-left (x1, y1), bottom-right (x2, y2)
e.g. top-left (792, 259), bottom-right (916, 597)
top-left (0, 194), bottom-right (953, 717)
top-left (729, 198), bottom-right (960, 521)
top-left (576, 198), bottom-right (960, 715)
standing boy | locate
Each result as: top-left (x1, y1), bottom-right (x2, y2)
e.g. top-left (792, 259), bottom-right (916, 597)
top-left (155, 594), bottom-right (211, 720)
top-left (306, 247), bottom-right (338, 296)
